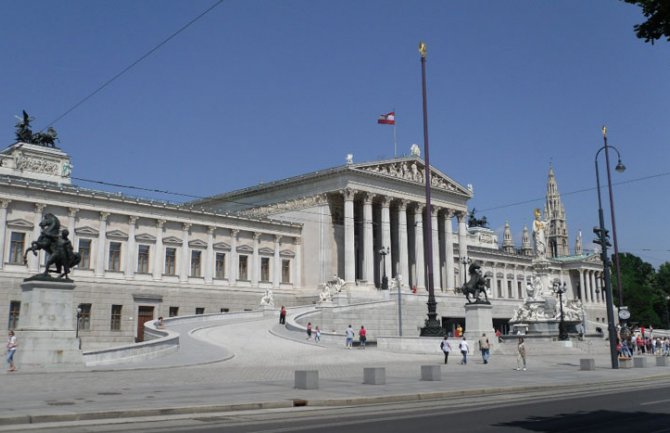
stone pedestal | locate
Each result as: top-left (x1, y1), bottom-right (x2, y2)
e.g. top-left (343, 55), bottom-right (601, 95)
top-left (16, 280), bottom-right (83, 368)
top-left (464, 303), bottom-right (495, 341)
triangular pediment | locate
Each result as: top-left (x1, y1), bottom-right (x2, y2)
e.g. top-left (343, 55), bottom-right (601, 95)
top-left (259, 247), bottom-right (274, 256)
top-left (162, 236), bottom-right (184, 246)
top-left (6, 218), bottom-right (34, 229)
top-left (213, 241), bottom-right (231, 251)
top-left (188, 239), bottom-right (208, 248)
top-left (135, 233), bottom-right (156, 243)
top-left (106, 229), bottom-right (128, 240)
top-left (74, 225), bottom-right (99, 236)
top-left (351, 158), bottom-right (472, 196)
top-left (237, 244), bottom-right (253, 254)
top-left (584, 254), bottom-right (603, 264)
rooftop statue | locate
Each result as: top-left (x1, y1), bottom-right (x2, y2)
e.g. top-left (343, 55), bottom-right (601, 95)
top-left (24, 213), bottom-right (80, 281)
top-left (14, 110), bottom-right (59, 148)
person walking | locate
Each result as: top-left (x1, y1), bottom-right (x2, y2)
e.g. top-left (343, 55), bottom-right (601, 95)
top-left (315, 326), bottom-right (321, 343)
top-left (306, 322), bottom-right (312, 340)
top-left (359, 325), bottom-right (367, 349)
top-left (345, 325), bottom-right (355, 349)
top-left (6, 331), bottom-right (17, 372)
top-left (516, 337), bottom-right (527, 371)
top-left (279, 306), bottom-right (286, 325)
top-left (478, 333), bottom-right (491, 364)
top-left (458, 337), bottom-right (469, 365)
top-left (440, 336), bottom-right (452, 364)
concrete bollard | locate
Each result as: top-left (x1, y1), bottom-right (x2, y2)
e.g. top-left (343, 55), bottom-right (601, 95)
top-left (619, 358), bottom-right (633, 368)
top-left (633, 357), bottom-right (647, 368)
top-left (656, 357), bottom-right (669, 367)
top-left (363, 367), bottom-right (386, 385)
top-left (295, 370), bottom-right (319, 389)
top-left (579, 359), bottom-right (596, 371)
top-left (421, 365), bottom-right (442, 381)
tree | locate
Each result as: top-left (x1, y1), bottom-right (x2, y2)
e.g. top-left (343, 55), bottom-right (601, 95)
top-left (623, 0), bottom-right (670, 44)
top-left (613, 253), bottom-right (663, 327)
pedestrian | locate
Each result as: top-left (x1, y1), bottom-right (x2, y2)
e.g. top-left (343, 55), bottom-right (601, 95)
top-left (279, 306), bottom-right (286, 325)
top-left (516, 337), bottom-right (527, 371)
top-left (359, 325), bottom-right (367, 349)
top-left (6, 330), bottom-right (17, 372)
top-left (345, 324), bottom-right (355, 349)
top-left (458, 337), bottom-right (469, 365)
top-left (440, 336), bottom-right (451, 364)
top-left (306, 322), bottom-right (312, 340)
top-left (478, 333), bottom-right (491, 364)
top-left (455, 324), bottom-right (463, 337)
top-left (495, 329), bottom-right (503, 343)
top-left (315, 326), bottom-right (321, 343)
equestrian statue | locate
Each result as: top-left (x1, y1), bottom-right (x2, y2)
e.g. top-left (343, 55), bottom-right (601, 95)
top-left (24, 213), bottom-right (81, 280)
top-left (461, 263), bottom-right (490, 304)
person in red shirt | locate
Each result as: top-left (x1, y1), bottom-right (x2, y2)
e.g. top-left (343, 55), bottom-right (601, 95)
top-left (359, 326), bottom-right (367, 349)
top-left (279, 306), bottom-right (286, 325)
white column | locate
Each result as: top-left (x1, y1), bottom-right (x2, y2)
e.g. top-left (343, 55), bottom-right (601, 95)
top-left (67, 208), bottom-right (78, 249)
top-left (343, 188), bottom-right (356, 284)
top-left (95, 211), bottom-right (110, 277)
top-left (252, 232), bottom-right (260, 286)
top-left (152, 219), bottom-right (165, 280)
top-left (589, 271), bottom-right (596, 304)
top-left (29, 203), bottom-right (47, 272)
top-left (597, 272), bottom-right (603, 303)
top-left (444, 210), bottom-right (455, 292)
top-left (273, 235), bottom-right (281, 289)
top-left (397, 200), bottom-right (409, 290)
top-left (205, 226), bottom-right (215, 284)
top-left (0, 200), bottom-right (10, 270)
top-left (363, 193), bottom-right (374, 284)
top-left (179, 223), bottom-right (191, 282)
top-left (457, 211), bottom-right (468, 285)
top-left (579, 269), bottom-right (586, 302)
top-left (414, 205), bottom-right (425, 291)
top-left (381, 196), bottom-right (392, 280)
top-left (125, 215), bottom-right (138, 279)
top-left (431, 206), bottom-right (440, 291)
top-left (230, 229), bottom-right (239, 282)
top-left (294, 236), bottom-right (302, 288)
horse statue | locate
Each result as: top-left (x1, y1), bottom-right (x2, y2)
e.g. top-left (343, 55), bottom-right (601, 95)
top-left (23, 213), bottom-right (80, 280)
top-left (461, 263), bottom-right (490, 304)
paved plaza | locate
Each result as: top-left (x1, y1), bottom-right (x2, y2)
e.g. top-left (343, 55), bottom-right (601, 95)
top-left (2, 311), bottom-right (670, 429)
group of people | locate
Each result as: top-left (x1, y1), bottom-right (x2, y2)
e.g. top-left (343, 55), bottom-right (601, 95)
top-left (346, 325), bottom-right (367, 349)
top-left (439, 332), bottom-right (527, 371)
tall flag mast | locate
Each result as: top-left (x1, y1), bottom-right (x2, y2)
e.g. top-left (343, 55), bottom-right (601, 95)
top-left (377, 110), bottom-right (398, 157)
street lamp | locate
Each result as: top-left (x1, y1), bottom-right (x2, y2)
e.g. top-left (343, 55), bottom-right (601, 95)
top-left (594, 126), bottom-right (625, 369)
top-left (553, 281), bottom-right (568, 341)
top-left (75, 305), bottom-right (82, 350)
top-left (460, 256), bottom-right (472, 287)
top-left (379, 247), bottom-right (389, 290)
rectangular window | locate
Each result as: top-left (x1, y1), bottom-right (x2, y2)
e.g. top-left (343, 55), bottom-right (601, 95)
top-left (108, 242), bottom-right (121, 272)
top-left (507, 281), bottom-right (513, 298)
top-left (260, 257), bottom-right (270, 281)
top-left (282, 259), bottom-right (290, 283)
top-left (9, 232), bottom-right (25, 264)
top-left (78, 239), bottom-right (91, 269)
top-left (215, 252), bottom-right (226, 279)
top-left (195, 307), bottom-right (205, 315)
top-left (190, 250), bottom-right (202, 277)
top-left (79, 303), bottom-right (92, 331)
top-left (169, 306), bottom-right (179, 317)
top-left (165, 248), bottom-right (176, 275)
top-left (238, 255), bottom-right (248, 280)
top-left (497, 280), bottom-right (502, 298)
top-left (137, 245), bottom-right (150, 273)
top-left (8, 301), bottom-right (20, 330)
top-left (518, 281), bottom-right (523, 299)
top-left (110, 305), bottom-right (122, 331)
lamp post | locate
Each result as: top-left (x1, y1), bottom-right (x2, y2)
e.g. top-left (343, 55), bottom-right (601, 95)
top-left (460, 256), bottom-right (472, 287)
top-left (418, 41), bottom-right (444, 337)
top-left (379, 247), bottom-right (389, 290)
top-left (553, 281), bottom-right (568, 341)
top-left (594, 126), bottom-right (625, 369)
top-left (75, 305), bottom-right (82, 350)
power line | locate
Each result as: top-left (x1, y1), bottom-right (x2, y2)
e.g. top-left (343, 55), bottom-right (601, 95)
top-left (42, 0), bottom-right (225, 130)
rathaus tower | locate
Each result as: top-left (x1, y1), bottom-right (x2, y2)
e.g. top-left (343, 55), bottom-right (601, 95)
top-left (544, 166), bottom-right (570, 257)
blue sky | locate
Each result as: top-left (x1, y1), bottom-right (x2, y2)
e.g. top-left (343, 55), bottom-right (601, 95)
top-left (2, 1), bottom-right (669, 268)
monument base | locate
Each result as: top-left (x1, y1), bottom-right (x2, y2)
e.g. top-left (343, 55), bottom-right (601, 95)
top-left (16, 280), bottom-right (84, 369)
top-left (464, 303), bottom-right (495, 341)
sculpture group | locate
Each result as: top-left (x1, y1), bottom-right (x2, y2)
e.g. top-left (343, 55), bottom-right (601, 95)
top-left (461, 263), bottom-right (490, 304)
top-left (24, 213), bottom-right (80, 280)
top-left (14, 110), bottom-right (59, 147)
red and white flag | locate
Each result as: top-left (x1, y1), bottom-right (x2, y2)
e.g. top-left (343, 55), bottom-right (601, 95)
top-left (377, 112), bottom-right (395, 125)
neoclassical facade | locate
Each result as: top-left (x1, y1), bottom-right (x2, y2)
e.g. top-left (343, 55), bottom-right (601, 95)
top-left (0, 140), bottom-right (609, 347)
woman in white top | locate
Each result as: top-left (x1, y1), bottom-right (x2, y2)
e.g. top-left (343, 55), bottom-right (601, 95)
top-left (6, 331), bottom-right (17, 372)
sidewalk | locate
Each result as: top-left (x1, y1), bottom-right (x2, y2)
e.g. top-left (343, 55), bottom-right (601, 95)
top-left (2, 312), bottom-right (670, 428)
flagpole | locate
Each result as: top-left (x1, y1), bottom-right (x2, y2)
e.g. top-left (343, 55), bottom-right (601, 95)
top-left (393, 108), bottom-right (397, 158)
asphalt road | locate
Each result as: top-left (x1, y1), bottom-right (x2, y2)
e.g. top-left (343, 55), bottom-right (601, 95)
top-left (21, 379), bottom-right (670, 433)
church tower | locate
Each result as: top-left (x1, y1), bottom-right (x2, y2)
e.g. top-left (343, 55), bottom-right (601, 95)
top-left (543, 166), bottom-right (570, 257)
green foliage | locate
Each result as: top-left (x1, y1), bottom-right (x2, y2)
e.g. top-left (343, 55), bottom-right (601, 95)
top-left (623, 0), bottom-right (670, 44)
top-left (614, 252), bottom-right (669, 327)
